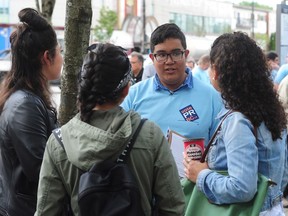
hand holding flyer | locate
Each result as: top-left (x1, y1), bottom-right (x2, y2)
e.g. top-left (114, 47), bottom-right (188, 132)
top-left (167, 129), bottom-right (204, 177)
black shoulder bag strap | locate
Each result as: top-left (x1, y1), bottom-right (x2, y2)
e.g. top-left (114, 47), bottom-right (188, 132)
top-left (52, 128), bottom-right (64, 149)
top-left (117, 118), bottom-right (147, 163)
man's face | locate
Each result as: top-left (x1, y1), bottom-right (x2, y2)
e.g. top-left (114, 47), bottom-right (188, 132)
top-left (149, 38), bottom-right (189, 91)
top-left (129, 56), bottom-right (142, 75)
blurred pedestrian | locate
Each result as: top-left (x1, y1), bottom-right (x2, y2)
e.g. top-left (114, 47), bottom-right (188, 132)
top-left (186, 55), bottom-right (196, 71)
top-left (266, 51), bottom-right (279, 81)
top-left (274, 54), bottom-right (288, 90)
top-left (129, 51), bottom-right (144, 84)
top-left (192, 54), bottom-right (210, 84)
top-left (142, 63), bottom-right (156, 80)
top-left (0, 8), bottom-right (61, 215)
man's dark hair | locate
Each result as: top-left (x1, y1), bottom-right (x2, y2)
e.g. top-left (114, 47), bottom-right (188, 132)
top-left (150, 23), bottom-right (187, 53)
top-left (266, 51), bottom-right (278, 61)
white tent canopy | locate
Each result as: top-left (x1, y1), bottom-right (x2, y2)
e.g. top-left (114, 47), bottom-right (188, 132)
top-left (109, 30), bottom-right (134, 49)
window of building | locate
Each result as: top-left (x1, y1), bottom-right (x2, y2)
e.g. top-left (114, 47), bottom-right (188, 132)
top-left (170, 12), bottom-right (231, 36)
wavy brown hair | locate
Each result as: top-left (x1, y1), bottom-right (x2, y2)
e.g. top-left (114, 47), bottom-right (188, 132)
top-left (210, 32), bottom-right (286, 140)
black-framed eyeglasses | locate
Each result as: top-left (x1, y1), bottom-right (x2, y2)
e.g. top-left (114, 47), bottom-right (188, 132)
top-left (153, 50), bottom-right (185, 63)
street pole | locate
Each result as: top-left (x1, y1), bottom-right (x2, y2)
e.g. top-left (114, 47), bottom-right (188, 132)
top-left (141, 0), bottom-right (146, 54)
top-left (251, 1), bottom-right (255, 39)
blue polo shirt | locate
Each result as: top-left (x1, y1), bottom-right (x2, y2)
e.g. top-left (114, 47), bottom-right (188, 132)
top-left (121, 68), bottom-right (223, 177)
top-left (192, 66), bottom-right (210, 84)
top-left (274, 64), bottom-right (288, 85)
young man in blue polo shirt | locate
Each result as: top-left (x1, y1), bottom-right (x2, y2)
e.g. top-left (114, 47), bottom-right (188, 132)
top-left (121, 23), bottom-right (223, 177)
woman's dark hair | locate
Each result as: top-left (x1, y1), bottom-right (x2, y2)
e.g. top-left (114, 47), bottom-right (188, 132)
top-left (78, 43), bottom-right (131, 123)
top-left (210, 32), bottom-right (286, 140)
top-left (0, 8), bottom-right (58, 112)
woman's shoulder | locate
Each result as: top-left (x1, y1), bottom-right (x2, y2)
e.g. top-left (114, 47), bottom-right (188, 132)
top-left (3, 90), bottom-right (48, 119)
top-left (7, 90), bottom-right (43, 106)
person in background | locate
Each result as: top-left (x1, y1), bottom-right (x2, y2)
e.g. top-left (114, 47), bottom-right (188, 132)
top-left (274, 53), bottom-right (288, 90)
top-left (278, 73), bottom-right (288, 204)
top-left (0, 8), bottom-right (61, 216)
top-left (274, 64), bottom-right (288, 90)
top-left (35, 43), bottom-right (185, 216)
top-left (129, 51), bottom-right (144, 84)
top-left (266, 51), bottom-right (279, 81)
top-left (142, 63), bottom-right (157, 80)
top-left (184, 32), bottom-right (288, 216)
top-left (192, 54), bottom-right (210, 84)
top-left (121, 23), bottom-right (223, 178)
top-left (186, 55), bottom-right (196, 71)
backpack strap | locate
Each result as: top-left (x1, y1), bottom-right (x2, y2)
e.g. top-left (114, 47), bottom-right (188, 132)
top-left (52, 128), bottom-right (65, 150)
top-left (52, 118), bottom-right (147, 162)
top-left (117, 118), bottom-right (147, 163)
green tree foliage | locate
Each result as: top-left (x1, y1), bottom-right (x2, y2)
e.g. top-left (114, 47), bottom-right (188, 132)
top-left (269, 32), bottom-right (276, 51)
top-left (255, 33), bottom-right (269, 50)
top-left (239, 1), bottom-right (272, 10)
top-left (94, 7), bottom-right (117, 42)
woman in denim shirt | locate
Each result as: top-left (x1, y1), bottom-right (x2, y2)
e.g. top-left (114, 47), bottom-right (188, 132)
top-left (184, 32), bottom-right (288, 215)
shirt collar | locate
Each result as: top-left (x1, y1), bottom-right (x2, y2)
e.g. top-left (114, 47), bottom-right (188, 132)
top-left (153, 67), bottom-right (193, 92)
top-left (216, 107), bottom-right (231, 120)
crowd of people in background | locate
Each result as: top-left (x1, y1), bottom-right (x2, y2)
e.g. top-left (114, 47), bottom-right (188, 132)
top-left (1, 7), bottom-right (288, 216)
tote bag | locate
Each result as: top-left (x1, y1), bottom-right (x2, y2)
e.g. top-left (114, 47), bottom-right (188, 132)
top-left (181, 110), bottom-right (272, 216)
top-left (181, 171), bottom-right (271, 216)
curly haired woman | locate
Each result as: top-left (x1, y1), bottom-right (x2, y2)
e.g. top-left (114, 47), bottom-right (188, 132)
top-left (184, 32), bottom-right (288, 215)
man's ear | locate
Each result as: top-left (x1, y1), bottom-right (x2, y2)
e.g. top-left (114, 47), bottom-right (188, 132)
top-left (185, 49), bottom-right (190, 58)
top-left (149, 53), bottom-right (154, 62)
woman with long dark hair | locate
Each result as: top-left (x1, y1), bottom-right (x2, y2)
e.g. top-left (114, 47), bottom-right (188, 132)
top-left (0, 8), bottom-right (61, 215)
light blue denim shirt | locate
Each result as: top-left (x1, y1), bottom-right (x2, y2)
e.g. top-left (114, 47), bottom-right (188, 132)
top-left (197, 108), bottom-right (288, 212)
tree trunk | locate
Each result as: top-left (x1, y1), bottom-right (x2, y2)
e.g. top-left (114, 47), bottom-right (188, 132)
top-left (58, 0), bottom-right (92, 125)
top-left (41, 0), bottom-right (56, 23)
top-left (35, 0), bottom-right (40, 12)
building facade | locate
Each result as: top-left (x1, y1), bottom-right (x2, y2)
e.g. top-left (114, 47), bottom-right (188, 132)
top-left (0, 0), bottom-right (277, 57)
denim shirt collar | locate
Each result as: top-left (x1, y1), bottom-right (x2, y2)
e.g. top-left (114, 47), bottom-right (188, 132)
top-left (216, 106), bottom-right (232, 120)
top-left (153, 67), bottom-right (193, 92)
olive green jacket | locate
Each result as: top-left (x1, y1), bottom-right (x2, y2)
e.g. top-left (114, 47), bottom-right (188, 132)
top-left (35, 107), bottom-right (185, 216)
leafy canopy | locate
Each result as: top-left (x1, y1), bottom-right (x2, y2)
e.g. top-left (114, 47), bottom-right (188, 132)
top-left (94, 7), bottom-right (117, 42)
